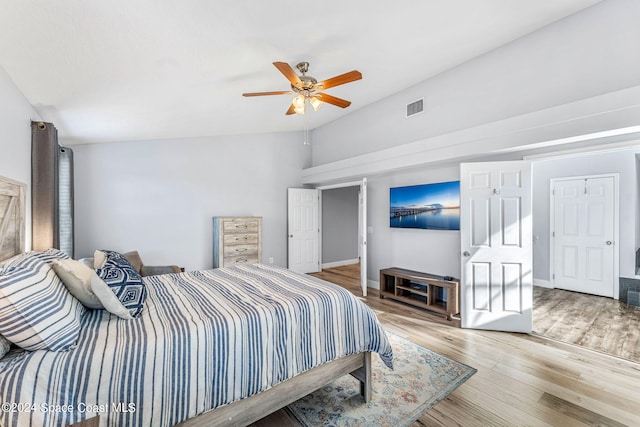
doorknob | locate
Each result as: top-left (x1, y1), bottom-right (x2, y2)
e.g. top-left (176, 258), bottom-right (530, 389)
top-left (462, 251), bottom-right (470, 257)
top-left (605, 241), bottom-right (612, 245)
top-left (289, 234), bottom-right (293, 238)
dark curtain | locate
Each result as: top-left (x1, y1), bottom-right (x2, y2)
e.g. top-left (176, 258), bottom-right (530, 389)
top-left (31, 121), bottom-right (74, 257)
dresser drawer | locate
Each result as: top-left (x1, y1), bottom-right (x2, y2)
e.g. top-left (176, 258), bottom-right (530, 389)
top-left (223, 233), bottom-right (259, 246)
top-left (224, 255), bottom-right (259, 266)
top-left (222, 219), bottom-right (260, 234)
top-left (223, 244), bottom-right (258, 257)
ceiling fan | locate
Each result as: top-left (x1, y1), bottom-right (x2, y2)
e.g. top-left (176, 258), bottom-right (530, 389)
top-left (243, 61), bottom-right (362, 115)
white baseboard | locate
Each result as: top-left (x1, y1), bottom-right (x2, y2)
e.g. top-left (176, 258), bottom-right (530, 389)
top-left (368, 279), bottom-right (379, 290)
top-left (534, 278), bottom-right (553, 289)
top-left (322, 259), bottom-right (359, 269)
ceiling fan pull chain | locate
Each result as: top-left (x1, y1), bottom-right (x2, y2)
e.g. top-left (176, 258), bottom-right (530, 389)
top-left (303, 112), bottom-right (310, 146)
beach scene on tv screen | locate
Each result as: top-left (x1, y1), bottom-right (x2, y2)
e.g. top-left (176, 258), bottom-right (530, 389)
top-left (390, 181), bottom-right (460, 230)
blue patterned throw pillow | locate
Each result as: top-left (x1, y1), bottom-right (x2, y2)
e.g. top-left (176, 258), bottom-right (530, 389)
top-left (95, 250), bottom-right (147, 318)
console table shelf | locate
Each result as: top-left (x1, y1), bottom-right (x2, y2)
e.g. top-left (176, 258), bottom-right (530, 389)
top-left (379, 267), bottom-right (460, 321)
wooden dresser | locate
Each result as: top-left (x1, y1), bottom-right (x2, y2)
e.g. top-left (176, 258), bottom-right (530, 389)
top-left (212, 216), bottom-right (262, 268)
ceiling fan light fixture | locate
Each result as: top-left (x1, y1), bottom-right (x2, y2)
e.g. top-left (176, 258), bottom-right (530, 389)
top-left (309, 96), bottom-right (323, 111)
top-left (292, 94), bottom-right (306, 114)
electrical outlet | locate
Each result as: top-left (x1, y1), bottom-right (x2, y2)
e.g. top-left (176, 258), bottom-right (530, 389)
top-left (269, 257), bottom-right (274, 264)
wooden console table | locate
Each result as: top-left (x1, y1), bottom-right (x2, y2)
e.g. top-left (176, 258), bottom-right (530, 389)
top-left (379, 267), bottom-right (460, 321)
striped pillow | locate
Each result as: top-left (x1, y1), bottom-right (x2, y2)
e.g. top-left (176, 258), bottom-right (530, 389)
top-left (0, 252), bottom-right (85, 351)
top-left (30, 248), bottom-right (71, 264)
top-left (96, 250), bottom-right (147, 318)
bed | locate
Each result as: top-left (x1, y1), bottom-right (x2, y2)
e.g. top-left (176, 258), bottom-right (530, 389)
top-left (0, 177), bottom-right (393, 427)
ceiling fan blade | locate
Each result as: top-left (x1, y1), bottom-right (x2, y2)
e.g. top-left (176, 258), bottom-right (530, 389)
top-left (243, 91), bottom-right (292, 97)
top-left (315, 70), bottom-right (362, 91)
top-left (315, 93), bottom-right (352, 108)
top-left (285, 104), bottom-right (296, 115)
top-left (273, 62), bottom-right (302, 86)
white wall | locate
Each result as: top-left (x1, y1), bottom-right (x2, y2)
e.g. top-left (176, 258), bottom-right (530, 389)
top-left (312, 0), bottom-right (640, 166)
top-left (0, 65), bottom-right (41, 248)
top-left (532, 148), bottom-right (639, 280)
top-left (71, 133), bottom-right (311, 271)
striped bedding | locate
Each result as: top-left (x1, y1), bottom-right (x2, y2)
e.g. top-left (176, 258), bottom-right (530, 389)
top-left (0, 264), bottom-right (393, 427)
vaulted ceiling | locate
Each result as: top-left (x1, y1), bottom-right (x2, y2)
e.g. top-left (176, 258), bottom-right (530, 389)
top-left (0, 0), bottom-right (601, 144)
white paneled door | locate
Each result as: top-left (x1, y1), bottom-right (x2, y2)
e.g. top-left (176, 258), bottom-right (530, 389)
top-left (552, 176), bottom-right (616, 297)
top-left (460, 161), bottom-right (532, 333)
top-left (359, 178), bottom-right (368, 296)
top-left (287, 188), bottom-right (320, 274)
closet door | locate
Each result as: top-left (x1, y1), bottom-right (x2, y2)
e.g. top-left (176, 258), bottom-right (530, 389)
top-left (552, 176), bottom-right (616, 297)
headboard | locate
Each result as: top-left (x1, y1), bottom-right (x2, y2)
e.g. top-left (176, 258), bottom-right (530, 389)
top-left (0, 175), bottom-right (26, 262)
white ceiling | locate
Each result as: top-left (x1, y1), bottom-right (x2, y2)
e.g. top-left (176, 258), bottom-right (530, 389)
top-left (0, 0), bottom-right (601, 144)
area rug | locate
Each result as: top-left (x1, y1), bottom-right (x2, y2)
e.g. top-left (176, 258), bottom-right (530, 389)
top-left (287, 332), bottom-right (476, 427)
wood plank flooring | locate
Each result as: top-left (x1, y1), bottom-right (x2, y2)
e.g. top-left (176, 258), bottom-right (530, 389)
top-left (533, 286), bottom-right (640, 363)
top-left (253, 264), bottom-right (640, 427)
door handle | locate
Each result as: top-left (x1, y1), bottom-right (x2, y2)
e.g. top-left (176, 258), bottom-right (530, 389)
top-left (605, 241), bottom-right (612, 245)
top-left (289, 234), bottom-right (293, 238)
top-left (462, 251), bottom-right (470, 257)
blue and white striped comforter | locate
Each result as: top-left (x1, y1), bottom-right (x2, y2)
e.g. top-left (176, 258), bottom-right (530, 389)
top-left (0, 264), bottom-right (393, 427)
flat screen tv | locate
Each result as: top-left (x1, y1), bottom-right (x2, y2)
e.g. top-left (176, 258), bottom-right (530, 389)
top-left (390, 181), bottom-right (460, 230)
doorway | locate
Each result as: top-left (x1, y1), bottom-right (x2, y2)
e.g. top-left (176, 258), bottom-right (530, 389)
top-left (288, 179), bottom-right (368, 295)
top-left (317, 179), bottom-right (367, 296)
top-left (320, 186), bottom-right (360, 268)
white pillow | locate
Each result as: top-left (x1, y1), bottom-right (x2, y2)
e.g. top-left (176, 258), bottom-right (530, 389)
top-left (53, 259), bottom-right (103, 309)
top-left (53, 259), bottom-right (132, 320)
top-left (93, 249), bottom-right (107, 269)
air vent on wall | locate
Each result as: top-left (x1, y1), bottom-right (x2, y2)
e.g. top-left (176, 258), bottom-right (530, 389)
top-left (406, 98), bottom-right (424, 117)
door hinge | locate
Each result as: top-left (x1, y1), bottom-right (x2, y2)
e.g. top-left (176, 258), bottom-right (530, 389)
top-left (552, 274), bottom-right (555, 279)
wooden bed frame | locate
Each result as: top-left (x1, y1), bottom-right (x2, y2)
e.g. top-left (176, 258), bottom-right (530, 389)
top-left (1, 175), bottom-right (374, 427)
top-left (67, 353), bottom-right (371, 427)
top-left (178, 351), bottom-right (372, 427)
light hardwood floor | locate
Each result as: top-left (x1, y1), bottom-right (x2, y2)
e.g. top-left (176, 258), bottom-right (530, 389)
top-left (534, 286), bottom-right (640, 363)
top-left (254, 264), bottom-right (640, 427)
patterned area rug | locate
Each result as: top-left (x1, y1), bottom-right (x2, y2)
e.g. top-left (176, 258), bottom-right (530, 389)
top-left (287, 332), bottom-right (476, 427)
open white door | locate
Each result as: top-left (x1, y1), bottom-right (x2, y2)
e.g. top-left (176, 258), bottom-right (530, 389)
top-left (288, 188), bottom-right (320, 273)
top-left (460, 161), bottom-right (532, 332)
top-left (359, 178), bottom-right (368, 296)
